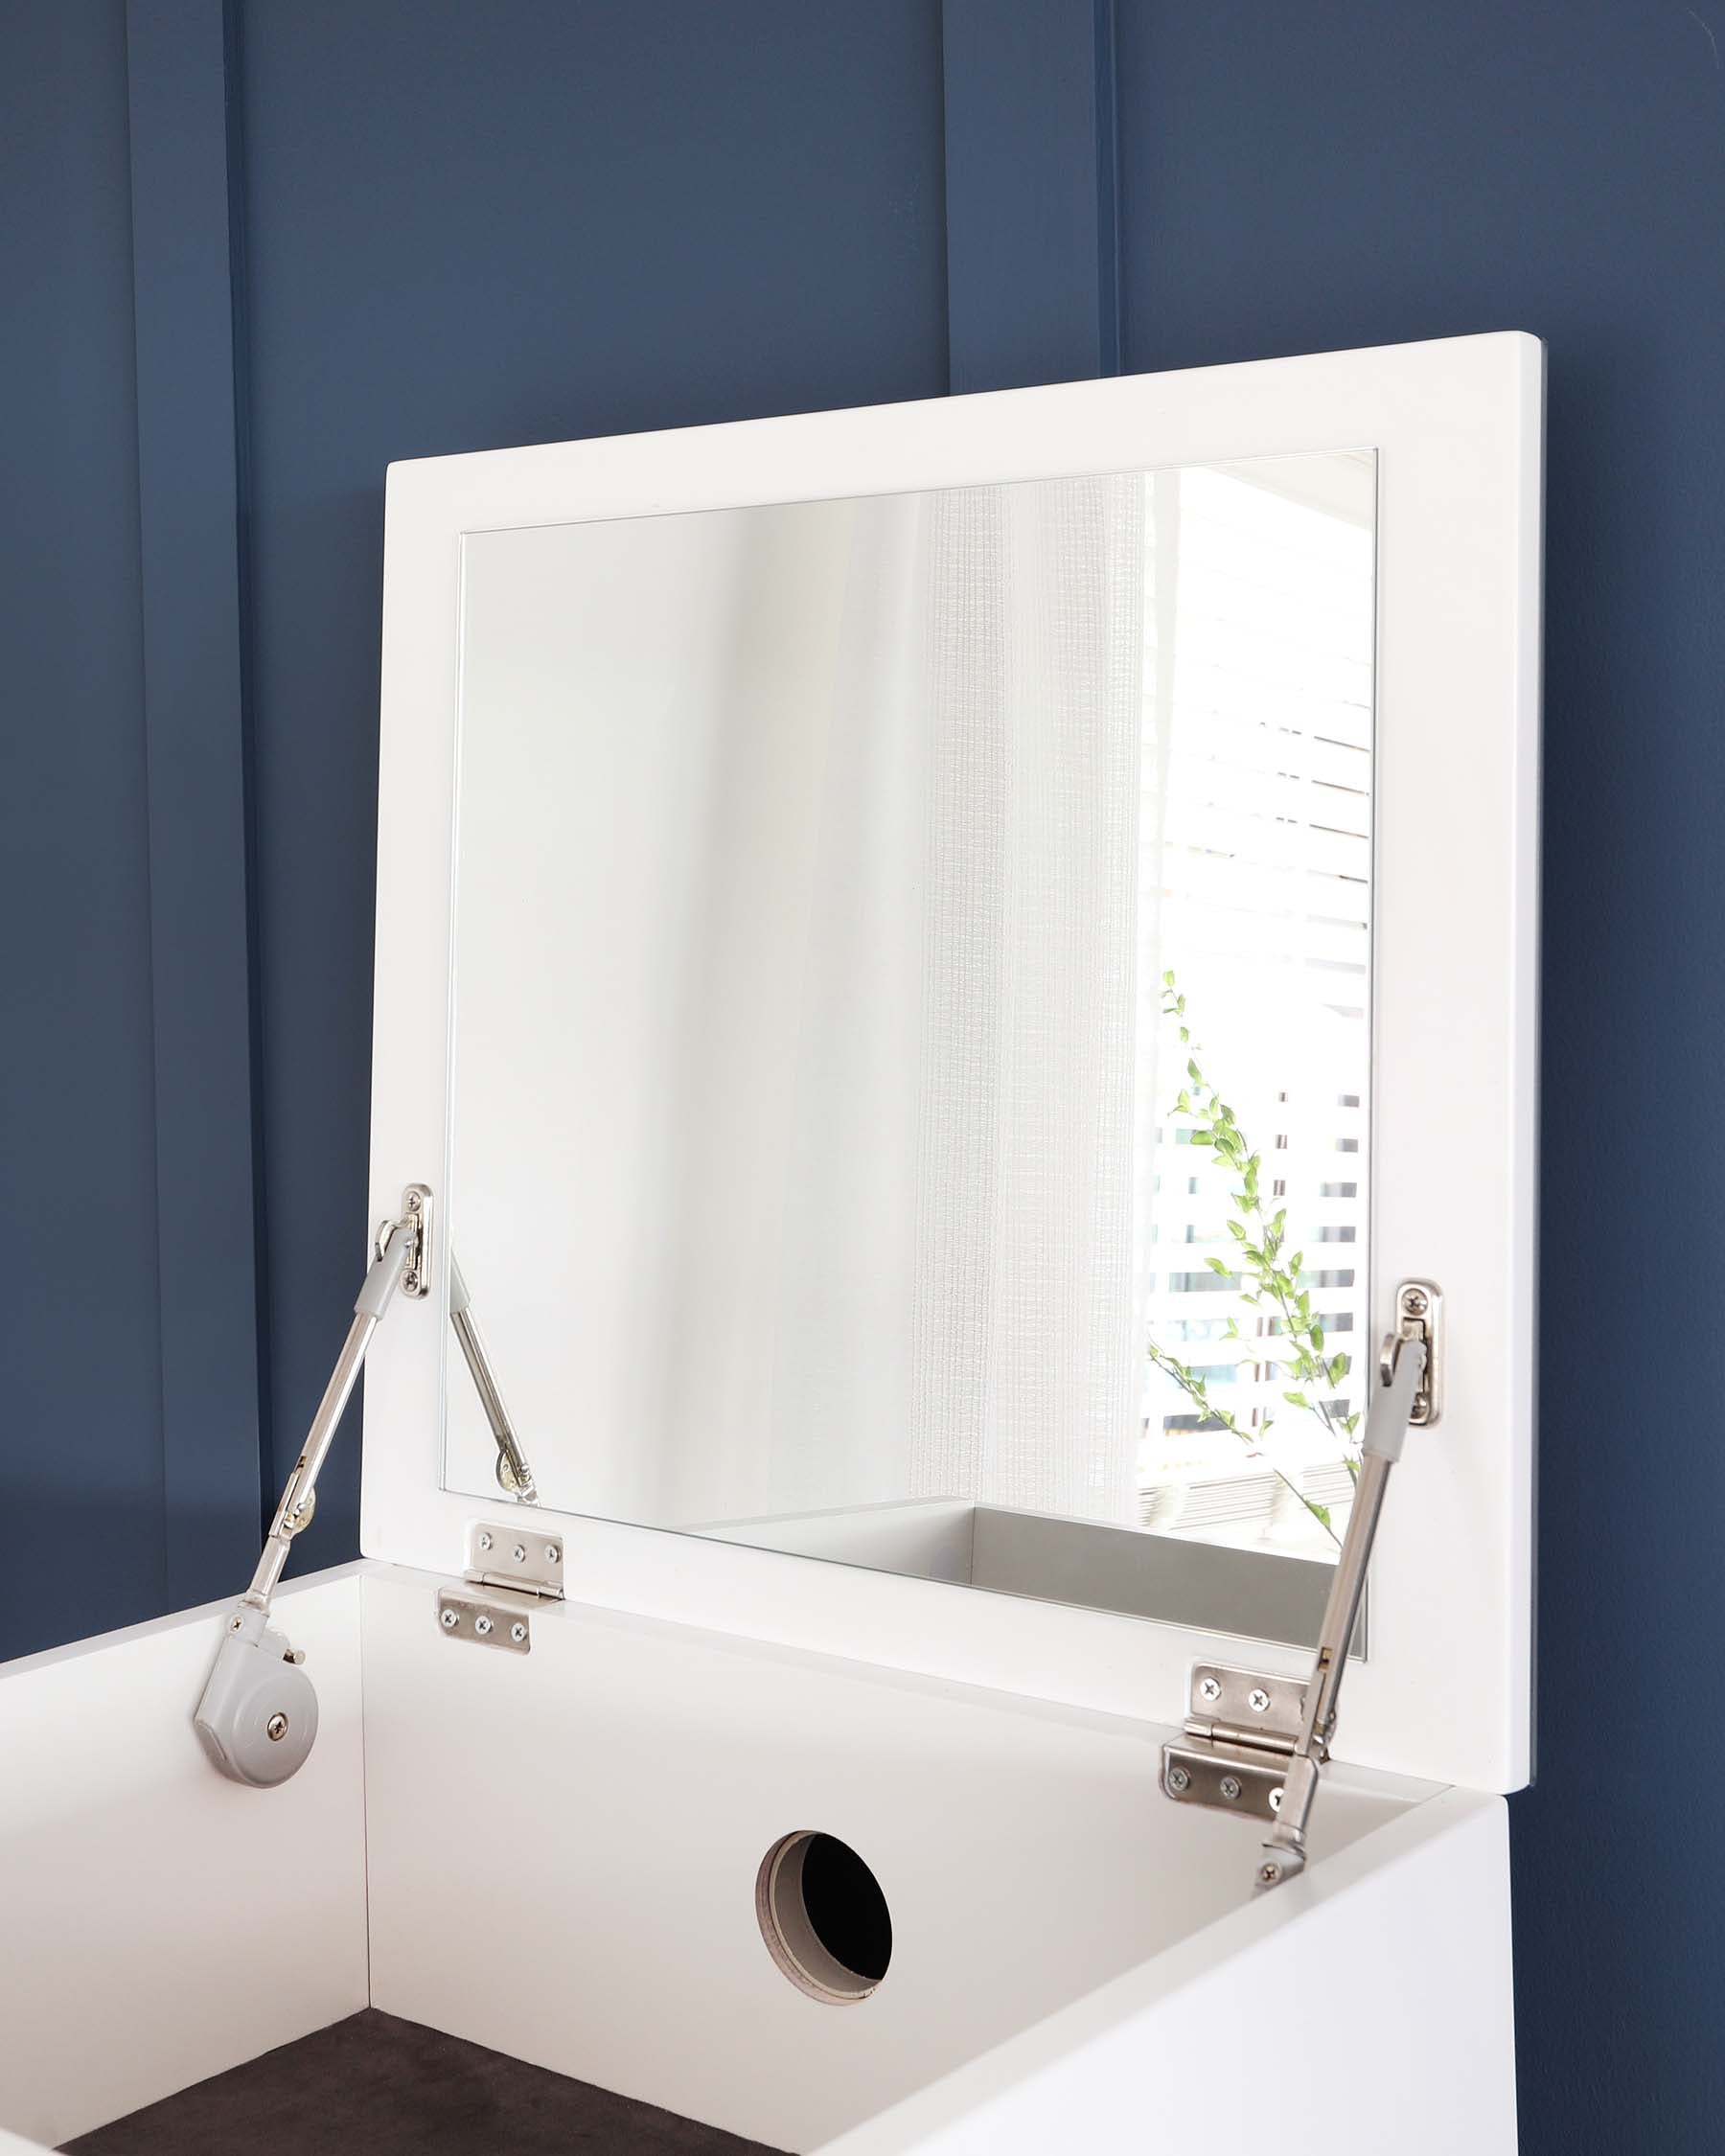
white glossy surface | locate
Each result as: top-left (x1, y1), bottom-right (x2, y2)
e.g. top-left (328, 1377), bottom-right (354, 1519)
top-left (0, 1571), bottom-right (369, 2149)
top-left (363, 333), bottom-right (1541, 1794)
top-left (822, 1788), bottom-right (1515, 2155)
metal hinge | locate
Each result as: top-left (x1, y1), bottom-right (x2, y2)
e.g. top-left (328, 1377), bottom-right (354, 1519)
top-left (1162, 1663), bottom-right (1313, 1823)
top-left (1391, 1278), bottom-right (1442, 1427)
top-left (1164, 1280), bottom-right (1443, 1887)
top-left (435, 1522), bottom-right (564, 1654)
top-left (380, 1183), bottom-right (432, 1299)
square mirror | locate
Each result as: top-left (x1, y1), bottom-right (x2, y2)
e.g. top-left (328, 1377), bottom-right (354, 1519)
top-left (443, 449), bottom-right (1376, 1643)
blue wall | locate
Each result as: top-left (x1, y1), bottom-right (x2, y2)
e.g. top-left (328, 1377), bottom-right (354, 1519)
top-left (3, 4), bottom-right (168, 1639)
top-left (5, 2), bottom-right (1721, 2146)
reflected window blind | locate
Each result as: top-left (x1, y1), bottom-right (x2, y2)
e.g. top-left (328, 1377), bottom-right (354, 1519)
top-left (1138, 462), bottom-right (1375, 1534)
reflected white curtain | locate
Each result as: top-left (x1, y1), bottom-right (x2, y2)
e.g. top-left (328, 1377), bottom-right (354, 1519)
top-left (763, 497), bottom-right (929, 1513)
top-left (905, 477), bottom-right (1149, 1524)
top-left (765, 476), bottom-right (1153, 1526)
top-left (452, 485), bottom-right (1162, 1534)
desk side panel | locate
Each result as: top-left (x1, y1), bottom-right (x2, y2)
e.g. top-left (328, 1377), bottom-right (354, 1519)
top-left (818, 1789), bottom-right (1515, 2155)
top-left (0, 1571), bottom-right (368, 2147)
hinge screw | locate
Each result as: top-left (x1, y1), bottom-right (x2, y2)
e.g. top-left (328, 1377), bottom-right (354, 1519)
top-left (510, 1622), bottom-right (527, 1644)
top-left (1219, 1776), bottom-right (1243, 1801)
top-left (474, 1615), bottom-right (494, 1637)
top-left (1248, 1688), bottom-right (1271, 1713)
top-left (512, 1545), bottom-right (527, 1563)
top-left (477, 1531), bottom-right (493, 1552)
top-left (440, 1608), bottom-right (459, 1630)
top-left (265, 1713), bottom-right (288, 1742)
top-left (1403, 1287), bottom-right (1428, 1318)
top-left (1198, 1675), bottom-right (1222, 1704)
top-left (1167, 1766), bottom-right (1190, 1794)
top-left (407, 1191), bottom-right (422, 1211)
top-left (1259, 1863), bottom-right (1281, 1887)
top-left (1269, 1787), bottom-right (1284, 1812)
top-left (545, 1545), bottom-right (561, 1565)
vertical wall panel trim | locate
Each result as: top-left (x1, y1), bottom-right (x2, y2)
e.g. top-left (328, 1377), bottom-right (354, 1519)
top-left (220, 0), bottom-right (275, 1543)
top-left (1092, 0), bottom-right (1120, 379)
top-left (125, 0), bottom-right (263, 1605)
top-left (941, 0), bottom-right (1122, 393)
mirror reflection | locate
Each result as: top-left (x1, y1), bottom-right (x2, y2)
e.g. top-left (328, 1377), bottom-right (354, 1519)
top-left (448, 449), bottom-right (1375, 1636)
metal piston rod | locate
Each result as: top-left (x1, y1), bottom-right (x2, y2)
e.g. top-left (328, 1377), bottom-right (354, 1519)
top-left (242, 1207), bottom-right (420, 1611)
top-left (449, 1252), bottom-right (538, 1503)
top-left (242, 1225), bottom-right (538, 1615)
top-left (1254, 1324), bottom-right (1429, 1892)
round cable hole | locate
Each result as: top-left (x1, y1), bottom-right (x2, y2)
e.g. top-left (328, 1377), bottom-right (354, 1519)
top-left (755, 1831), bottom-right (892, 2003)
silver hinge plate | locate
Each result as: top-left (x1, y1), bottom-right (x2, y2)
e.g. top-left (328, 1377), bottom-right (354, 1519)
top-left (1162, 1663), bottom-right (1310, 1823)
top-left (436, 1585), bottom-right (536, 1653)
top-left (463, 1522), bottom-right (564, 1598)
top-left (435, 1522), bottom-right (565, 1651)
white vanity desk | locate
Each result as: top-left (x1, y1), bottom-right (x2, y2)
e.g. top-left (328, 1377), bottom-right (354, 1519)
top-left (0, 333), bottom-right (1539, 2155)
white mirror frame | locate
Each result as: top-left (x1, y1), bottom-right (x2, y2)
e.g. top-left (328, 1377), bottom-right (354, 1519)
top-left (362, 333), bottom-right (1541, 1792)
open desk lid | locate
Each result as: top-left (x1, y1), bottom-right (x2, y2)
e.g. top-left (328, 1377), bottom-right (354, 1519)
top-left (356, 334), bottom-right (1540, 1795)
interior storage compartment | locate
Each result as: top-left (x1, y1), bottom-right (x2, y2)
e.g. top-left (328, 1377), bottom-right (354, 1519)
top-left (0, 1565), bottom-right (1514, 2156)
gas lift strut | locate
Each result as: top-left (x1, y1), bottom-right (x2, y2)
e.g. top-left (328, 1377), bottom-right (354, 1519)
top-left (1253, 1316), bottom-right (1428, 1892)
top-left (1161, 1281), bottom-right (1442, 1894)
top-left (194, 1185), bottom-right (536, 1787)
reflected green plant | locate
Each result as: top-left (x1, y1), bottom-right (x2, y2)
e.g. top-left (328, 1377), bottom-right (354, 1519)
top-left (1146, 973), bottom-right (1360, 1548)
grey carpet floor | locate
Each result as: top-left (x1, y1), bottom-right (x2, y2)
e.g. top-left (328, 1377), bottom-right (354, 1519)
top-left (61, 2007), bottom-right (788, 2155)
